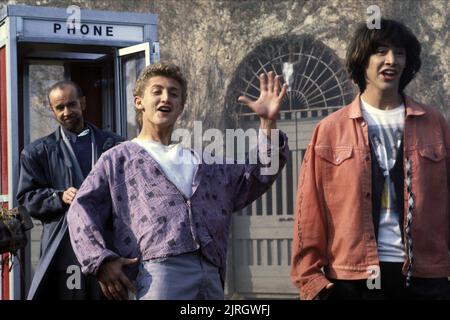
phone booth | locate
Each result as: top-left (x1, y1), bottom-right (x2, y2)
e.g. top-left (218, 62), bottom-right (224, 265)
top-left (0, 4), bottom-right (158, 299)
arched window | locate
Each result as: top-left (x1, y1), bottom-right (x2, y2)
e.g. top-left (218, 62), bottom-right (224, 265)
top-left (227, 35), bottom-right (355, 122)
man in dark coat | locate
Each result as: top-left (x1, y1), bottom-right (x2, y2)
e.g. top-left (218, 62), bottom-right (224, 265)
top-left (16, 80), bottom-right (124, 299)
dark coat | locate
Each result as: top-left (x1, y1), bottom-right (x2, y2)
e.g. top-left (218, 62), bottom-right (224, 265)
top-left (16, 123), bottom-right (124, 299)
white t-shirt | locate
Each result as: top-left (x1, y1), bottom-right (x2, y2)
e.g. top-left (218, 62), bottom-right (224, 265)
top-left (132, 139), bottom-right (199, 199)
top-left (361, 97), bottom-right (406, 263)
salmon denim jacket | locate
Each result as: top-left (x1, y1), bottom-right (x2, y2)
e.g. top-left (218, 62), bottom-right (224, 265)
top-left (291, 95), bottom-right (450, 300)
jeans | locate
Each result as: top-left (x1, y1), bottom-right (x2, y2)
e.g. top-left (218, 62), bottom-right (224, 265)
top-left (133, 250), bottom-right (224, 300)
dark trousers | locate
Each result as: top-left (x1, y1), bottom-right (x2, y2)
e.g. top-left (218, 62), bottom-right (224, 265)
top-left (327, 262), bottom-right (450, 300)
top-left (36, 240), bottom-right (103, 299)
top-left (38, 268), bottom-right (104, 300)
top-left (36, 232), bottom-right (104, 300)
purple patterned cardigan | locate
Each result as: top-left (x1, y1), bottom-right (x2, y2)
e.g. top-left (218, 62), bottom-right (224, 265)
top-left (67, 132), bottom-right (288, 282)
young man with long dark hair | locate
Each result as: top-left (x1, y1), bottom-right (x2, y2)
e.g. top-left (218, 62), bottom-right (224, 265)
top-left (291, 19), bottom-right (450, 300)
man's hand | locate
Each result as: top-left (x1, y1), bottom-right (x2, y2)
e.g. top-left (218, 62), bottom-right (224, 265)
top-left (97, 257), bottom-right (139, 300)
top-left (61, 187), bottom-right (78, 205)
top-left (238, 71), bottom-right (288, 130)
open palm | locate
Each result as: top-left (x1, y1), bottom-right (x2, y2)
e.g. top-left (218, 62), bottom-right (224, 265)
top-left (238, 71), bottom-right (288, 121)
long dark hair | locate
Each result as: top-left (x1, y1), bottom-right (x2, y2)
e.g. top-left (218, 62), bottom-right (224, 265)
top-left (346, 19), bottom-right (421, 93)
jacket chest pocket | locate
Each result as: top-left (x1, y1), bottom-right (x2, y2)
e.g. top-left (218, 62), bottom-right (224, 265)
top-left (315, 146), bottom-right (353, 166)
top-left (415, 143), bottom-right (447, 186)
top-left (315, 146), bottom-right (356, 195)
top-left (418, 143), bottom-right (446, 163)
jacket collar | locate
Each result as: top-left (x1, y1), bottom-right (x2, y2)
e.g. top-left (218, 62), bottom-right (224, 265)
top-left (404, 95), bottom-right (426, 117)
top-left (348, 94), bottom-right (364, 119)
top-left (348, 93), bottom-right (426, 119)
top-left (61, 125), bottom-right (90, 143)
top-left (55, 122), bottom-right (112, 153)
top-left (55, 122), bottom-right (96, 140)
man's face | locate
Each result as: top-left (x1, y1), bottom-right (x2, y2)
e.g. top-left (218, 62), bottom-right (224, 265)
top-left (135, 76), bottom-right (184, 131)
top-left (48, 85), bottom-right (85, 133)
top-left (364, 44), bottom-right (406, 94)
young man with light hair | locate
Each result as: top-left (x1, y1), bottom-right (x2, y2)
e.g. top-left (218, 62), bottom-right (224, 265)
top-left (68, 62), bottom-right (289, 299)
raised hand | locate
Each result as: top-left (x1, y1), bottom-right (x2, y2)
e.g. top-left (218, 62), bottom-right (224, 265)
top-left (238, 71), bottom-right (288, 122)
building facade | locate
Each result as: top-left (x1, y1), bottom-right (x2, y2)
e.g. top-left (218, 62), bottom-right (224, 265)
top-left (1, 0), bottom-right (448, 299)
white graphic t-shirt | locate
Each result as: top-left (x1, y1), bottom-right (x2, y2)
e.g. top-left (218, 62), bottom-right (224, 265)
top-left (361, 97), bottom-right (406, 262)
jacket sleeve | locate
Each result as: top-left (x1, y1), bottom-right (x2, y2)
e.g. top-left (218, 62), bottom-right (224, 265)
top-left (290, 125), bottom-right (331, 300)
top-left (16, 147), bottom-right (66, 221)
top-left (67, 155), bottom-right (119, 275)
top-left (441, 115), bottom-right (450, 230)
top-left (230, 130), bottom-right (289, 212)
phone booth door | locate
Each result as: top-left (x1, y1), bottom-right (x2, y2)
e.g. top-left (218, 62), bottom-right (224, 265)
top-left (116, 42), bottom-right (153, 139)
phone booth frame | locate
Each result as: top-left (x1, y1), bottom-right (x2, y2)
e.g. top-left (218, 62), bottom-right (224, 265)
top-left (0, 4), bottom-right (158, 299)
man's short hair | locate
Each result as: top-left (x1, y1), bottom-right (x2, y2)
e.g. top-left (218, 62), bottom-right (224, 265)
top-left (134, 62), bottom-right (188, 129)
top-left (346, 18), bottom-right (421, 93)
top-left (47, 80), bottom-right (84, 105)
